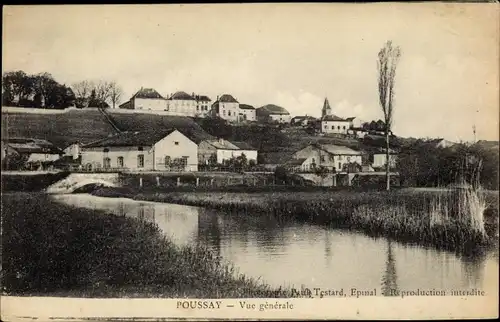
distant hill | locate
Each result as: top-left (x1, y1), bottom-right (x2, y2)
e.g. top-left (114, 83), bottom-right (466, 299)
top-left (1, 109), bottom-right (213, 148)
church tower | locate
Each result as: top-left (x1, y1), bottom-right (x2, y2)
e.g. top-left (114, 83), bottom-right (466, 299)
top-left (321, 97), bottom-right (332, 118)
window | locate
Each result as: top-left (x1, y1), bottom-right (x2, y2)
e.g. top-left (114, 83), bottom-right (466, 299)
top-left (103, 157), bottom-right (111, 169)
top-left (331, 126), bottom-right (334, 130)
top-left (338, 162), bottom-right (342, 170)
top-left (321, 155), bottom-right (326, 162)
top-left (337, 126), bottom-right (340, 130)
top-left (103, 148), bottom-right (109, 153)
top-left (138, 147), bottom-right (143, 151)
top-left (343, 126), bottom-right (346, 130)
top-left (324, 125), bottom-right (327, 129)
top-left (228, 111), bottom-right (231, 116)
top-left (223, 110), bottom-right (226, 116)
top-left (174, 141), bottom-right (179, 145)
top-left (117, 156), bottom-right (124, 168)
top-left (137, 154), bottom-right (144, 168)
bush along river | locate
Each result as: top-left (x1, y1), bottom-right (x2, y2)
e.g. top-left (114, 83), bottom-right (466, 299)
top-left (51, 193), bottom-right (499, 297)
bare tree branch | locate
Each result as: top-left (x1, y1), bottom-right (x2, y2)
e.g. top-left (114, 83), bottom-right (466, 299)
top-left (108, 81), bottom-right (123, 109)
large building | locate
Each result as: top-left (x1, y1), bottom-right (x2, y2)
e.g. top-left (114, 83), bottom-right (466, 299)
top-left (256, 104), bottom-right (291, 123)
top-left (320, 98), bottom-right (351, 134)
top-left (286, 143), bottom-right (363, 172)
top-left (81, 129), bottom-right (198, 172)
top-left (194, 94), bottom-right (212, 118)
top-left (119, 88), bottom-right (167, 111)
top-left (165, 91), bottom-right (197, 117)
top-left (2, 137), bottom-right (63, 164)
top-left (211, 94), bottom-right (240, 122)
top-left (238, 104), bottom-right (256, 122)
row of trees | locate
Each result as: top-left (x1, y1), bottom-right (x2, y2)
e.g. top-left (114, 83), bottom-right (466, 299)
top-left (2, 71), bottom-right (76, 109)
top-left (2, 70), bottom-right (124, 109)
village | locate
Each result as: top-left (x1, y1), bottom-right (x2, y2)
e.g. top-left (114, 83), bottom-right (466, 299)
top-left (1, 86), bottom-right (408, 188)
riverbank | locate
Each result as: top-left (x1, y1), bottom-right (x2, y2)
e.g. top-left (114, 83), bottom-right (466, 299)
top-left (92, 187), bottom-right (499, 253)
top-left (1, 193), bottom-right (292, 298)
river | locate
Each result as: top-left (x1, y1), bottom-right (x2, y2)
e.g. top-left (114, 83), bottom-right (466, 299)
top-left (52, 194), bottom-right (499, 295)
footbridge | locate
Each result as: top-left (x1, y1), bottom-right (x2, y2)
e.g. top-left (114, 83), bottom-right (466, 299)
top-left (45, 173), bottom-right (121, 194)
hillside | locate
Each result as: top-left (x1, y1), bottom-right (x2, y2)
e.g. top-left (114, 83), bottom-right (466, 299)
top-left (1, 109), bottom-right (213, 148)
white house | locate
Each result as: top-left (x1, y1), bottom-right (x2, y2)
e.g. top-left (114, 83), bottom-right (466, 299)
top-left (198, 138), bottom-right (257, 165)
top-left (4, 138), bottom-right (63, 163)
top-left (321, 115), bottom-right (351, 134)
top-left (194, 94), bottom-right (212, 118)
top-left (165, 91), bottom-right (198, 117)
top-left (238, 104), bottom-right (257, 122)
top-left (286, 144), bottom-right (363, 172)
top-left (81, 129), bottom-right (198, 172)
top-left (346, 117), bottom-right (364, 129)
top-left (211, 94), bottom-right (240, 122)
top-left (256, 104), bottom-right (292, 123)
top-left (119, 88), bottom-right (167, 111)
top-left (370, 147), bottom-right (398, 169)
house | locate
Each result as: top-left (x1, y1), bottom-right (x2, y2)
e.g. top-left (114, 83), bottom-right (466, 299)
top-left (194, 94), bottom-right (212, 118)
top-left (81, 129), bottom-right (198, 172)
top-left (345, 117), bottom-right (364, 129)
top-left (211, 94), bottom-right (240, 122)
top-left (63, 142), bottom-right (81, 160)
top-left (287, 144), bottom-right (363, 172)
top-left (291, 116), bottom-right (317, 126)
top-left (321, 115), bottom-right (351, 134)
top-left (165, 91), bottom-right (197, 117)
top-left (119, 88), bottom-right (167, 111)
top-left (256, 104), bottom-right (291, 123)
top-left (365, 147), bottom-right (398, 170)
top-left (3, 138), bottom-right (64, 163)
top-left (238, 104), bottom-right (256, 122)
top-left (198, 138), bottom-right (257, 165)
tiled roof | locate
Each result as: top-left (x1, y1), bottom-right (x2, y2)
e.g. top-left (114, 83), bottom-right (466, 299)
top-left (322, 114), bottom-right (347, 122)
top-left (315, 144), bottom-right (362, 155)
top-left (132, 88), bottom-right (166, 100)
top-left (231, 141), bottom-right (256, 150)
top-left (205, 139), bottom-right (240, 150)
top-left (6, 137), bottom-right (63, 154)
top-left (239, 104), bottom-right (255, 110)
top-left (194, 95), bottom-right (211, 102)
top-left (258, 104), bottom-right (290, 115)
top-left (83, 129), bottom-right (178, 148)
top-left (218, 94), bottom-right (239, 103)
top-left (168, 91), bottom-right (196, 101)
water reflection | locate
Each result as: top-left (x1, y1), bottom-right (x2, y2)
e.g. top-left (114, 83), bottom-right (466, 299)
top-left (52, 194), bottom-right (499, 293)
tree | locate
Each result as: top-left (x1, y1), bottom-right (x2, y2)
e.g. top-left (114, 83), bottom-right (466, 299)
top-left (377, 40), bottom-right (401, 191)
top-left (109, 81), bottom-right (123, 109)
top-left (72, 80), bottom-right (94, 108)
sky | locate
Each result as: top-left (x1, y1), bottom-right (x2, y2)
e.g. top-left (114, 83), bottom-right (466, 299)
top-left (2, 4), bottom-right (499, 142)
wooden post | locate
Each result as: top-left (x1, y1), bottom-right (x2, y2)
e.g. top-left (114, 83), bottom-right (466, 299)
top-left (211, 178), bottom-right (214, 186)
top-left (156, 176), bottom-right (160, 187)
top-left (333, 174), bottom-right (337, 187)
top-left (196, 177), bottom-right (200, 187)
top-left (177, 177), bottom-right (180, 187)
top-left (139, 177), bottom-right (143, 188)
top-left (253, 177), bottom-right (256, 186)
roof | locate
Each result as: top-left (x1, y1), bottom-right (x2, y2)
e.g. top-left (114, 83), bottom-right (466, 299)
top-left (345, 117), bottom-right (357, 121)
top-left (204, 139), bottom-right (240, 150)
top-left (168, 91), bottom-right (196, 101)
top-left (258, 104), bottom-right (290, 115)
top-left (194, 95), bottom-right (211, 102)
top-left (292, 115), bottom-right (317, 121)
top-left (132, 88), bottom-right (166, 100)
top-left (231, 141), bottom-right (256, 150)
top-left (239, 104), bottom-right (255, 110)
top-left (218, 94), bottom-right (239, 103)
top-left (5, 137), bottom-right (63, 154)
top-left (322, 114), bottom-right (348, 122)
top-left (285, 157), bottom-right (307, 166)
top-left (315, 144), bottom-right (362, 156)
top-left (83, 129), bottom-right (180, 148)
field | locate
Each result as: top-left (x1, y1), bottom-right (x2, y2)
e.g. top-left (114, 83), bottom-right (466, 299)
top-left (92, 187), bottom-right (499, 254)
top-left (1, 193), bottom-right (292, 298)
top-left (1, 109), bottom-right (213, 148)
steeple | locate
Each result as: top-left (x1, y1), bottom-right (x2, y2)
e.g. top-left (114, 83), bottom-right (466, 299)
top-left (322, 97), bottom-right (332, 117)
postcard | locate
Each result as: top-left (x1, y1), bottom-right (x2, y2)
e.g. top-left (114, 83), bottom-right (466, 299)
top-left (1, 2), bottom-right (499, 321)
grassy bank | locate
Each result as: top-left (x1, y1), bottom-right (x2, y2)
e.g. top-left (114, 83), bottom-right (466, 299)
top-left (1, 193), bottom-right (291, 298)
top-left (92, 187), bottom-right (499, 254)
top-left (1, 171), bottom-right (70, 192)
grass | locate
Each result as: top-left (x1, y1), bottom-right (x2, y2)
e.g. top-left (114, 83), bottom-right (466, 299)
top-left (1, 171), bottom-right (71, 192)
top-left (92, 187), bottom-right (499, 254)
top-left (1, 193), bottom-right (293, 298)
